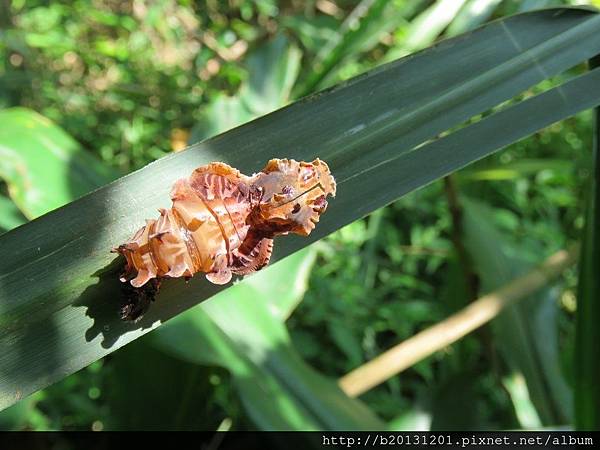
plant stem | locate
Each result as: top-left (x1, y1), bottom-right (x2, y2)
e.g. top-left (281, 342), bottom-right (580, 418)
top-left (361, 208), bottom-right (384, 290)
top-left (443, 175), bottom-right (479, 303)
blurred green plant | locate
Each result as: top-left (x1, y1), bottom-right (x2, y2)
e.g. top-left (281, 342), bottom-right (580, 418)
top-left (461, 198), bottom-right (573, 426)
top-left (0, 108), bottom-right (117, 219)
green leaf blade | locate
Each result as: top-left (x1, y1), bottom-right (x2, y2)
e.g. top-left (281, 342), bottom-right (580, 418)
top-left (153, 250), bottom-right (384, 430)
top-left (574, 56), bottom-right (600, 431)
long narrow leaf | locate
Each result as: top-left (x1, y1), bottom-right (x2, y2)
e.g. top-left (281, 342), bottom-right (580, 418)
top-left (295, 0), bottom-right (413, 96)
top-left (402, 0), bottom-right (469, 52)
top-left (446, 0), bottom-right (503, 36)
top-left (575, 56), bottom-right (600, 431)
top-left (0, 195), bottom-right (25, 233)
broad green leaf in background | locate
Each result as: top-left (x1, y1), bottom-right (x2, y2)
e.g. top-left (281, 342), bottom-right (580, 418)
top-left (0, 391), bottom-right (47, 431)
top-left (503, 373), bottom-right (543, 429)
top-left (461, 198), bottom-right (572, 426)
top-left (401, 0), bottom-right (469, 52)
top-left (384, 0), bottom-right (562, 64)
top-left (575, 56), bottom-right (600, 431)
top-left (0, 108), bottom-right (118, 219)
top-left (446, 0), bottom-right (503, 37)
top-left (294, 0), bottom-right (419, 96)
top-left (239, 35), bottom-right (302, 116)
top-left (0, 194), bottom-right (26, 233)
top-left (189, 94), bottom-right (255, 146)
top-left (383, 0), bottom-right (468, 62)
top-left (152, 248), bottom-right (316, 369)
top-left (281, 14), bottom-right (339, 56)
top-left (243, 247), bottom-right (317, 321)
top-left (152, 248), bottom-right (384, 430)
top-left (191, 35), bottom-right (301, 143)
top-left (1, 8), bottom-right (600, 412)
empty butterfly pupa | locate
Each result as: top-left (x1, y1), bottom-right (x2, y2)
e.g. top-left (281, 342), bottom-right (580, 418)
top-left (114, 158), bottom-right (336, 321)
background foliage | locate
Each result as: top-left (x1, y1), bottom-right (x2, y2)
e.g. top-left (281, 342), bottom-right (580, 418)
top-left (0, 0), bottom-right (597, 430)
